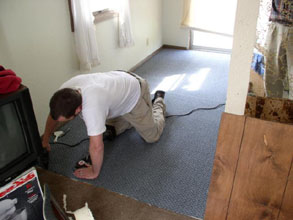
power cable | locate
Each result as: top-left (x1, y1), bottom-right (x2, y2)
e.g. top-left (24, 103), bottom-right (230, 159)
top-left (49, 138), bottom-right (89, 148)
top-left (165, 103), bottom-right (225, 118)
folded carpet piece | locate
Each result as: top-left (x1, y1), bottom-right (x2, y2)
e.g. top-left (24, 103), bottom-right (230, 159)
top-left (0, 69), bottom-right (22, 94)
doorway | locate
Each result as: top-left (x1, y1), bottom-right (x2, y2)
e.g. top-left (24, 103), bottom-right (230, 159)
top-left (189, 0), bottom-right (237, 53)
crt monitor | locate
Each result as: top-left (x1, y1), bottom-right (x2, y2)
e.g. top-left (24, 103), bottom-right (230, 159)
top-left (0, 102), bottom-right (28, 169)
top-left (0, 85), bottom-right (43, 186)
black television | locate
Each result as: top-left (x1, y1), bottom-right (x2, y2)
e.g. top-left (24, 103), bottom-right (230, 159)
top-left (0, 85), bottom-right (43, 187)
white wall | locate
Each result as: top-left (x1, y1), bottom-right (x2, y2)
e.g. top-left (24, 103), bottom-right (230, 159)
top-left (0, 0), bottom-right (163, 133)
top-left (162, 0), bottom-right (189, 48)
top-left (93, 0), bottom-right (163, 72)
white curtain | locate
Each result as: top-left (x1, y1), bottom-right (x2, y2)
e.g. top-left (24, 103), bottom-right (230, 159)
top-left (181, 0), bottom-right (196, 28)
top-left (116, 0), bottom-right (134, 47)
top-left (72, 0), bottom-right (100, 71)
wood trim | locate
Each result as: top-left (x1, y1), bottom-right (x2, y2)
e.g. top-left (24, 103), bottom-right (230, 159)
top-left (68, 0), bottom-right (74, 32)
top-left (129, 46), bottom-right (164, 72)
top-left (162, 45), bottom-right (188, 50)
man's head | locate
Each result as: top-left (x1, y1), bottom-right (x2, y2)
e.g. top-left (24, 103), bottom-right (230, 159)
top-left (49, 88), bottom-right (82, 121)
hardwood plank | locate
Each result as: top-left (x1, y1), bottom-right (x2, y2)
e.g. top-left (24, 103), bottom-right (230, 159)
top-left (279, 160), bottom-right (293, 220)
top-left (227, 117), bottom-right (293, 220)
top-left (37, 168), bottom-right (199, 220)
top-left (204, 113), bottom-right (246, 220)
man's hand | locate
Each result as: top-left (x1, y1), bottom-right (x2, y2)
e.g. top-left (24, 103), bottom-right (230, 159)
top-left (74, 165), bottom-right (99, 179)
top-left (0, 199), bottom-right (17, 220)
top-left (41, 138), bottom-right (51, 152)
top-left (73, 134), bottom-right (104, 180)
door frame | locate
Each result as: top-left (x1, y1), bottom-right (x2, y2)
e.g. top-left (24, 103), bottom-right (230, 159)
top-left (189, 28), bottom-right (233, 54)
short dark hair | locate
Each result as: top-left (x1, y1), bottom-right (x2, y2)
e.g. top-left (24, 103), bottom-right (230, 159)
top-left (49, 88), bottom-right (82, 120)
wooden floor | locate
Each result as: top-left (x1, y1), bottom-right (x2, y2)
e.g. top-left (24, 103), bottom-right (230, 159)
top-left (204, 113), bottom-right (293, 220)
top-left (37, 168), bottom-right (201, 220)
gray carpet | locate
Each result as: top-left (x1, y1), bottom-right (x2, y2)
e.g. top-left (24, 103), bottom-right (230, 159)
top-left (48, 48), bottom-right (230, 219)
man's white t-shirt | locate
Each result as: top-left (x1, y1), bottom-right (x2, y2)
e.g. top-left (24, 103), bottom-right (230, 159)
top-left (60, 71), bottom-right (141, 136)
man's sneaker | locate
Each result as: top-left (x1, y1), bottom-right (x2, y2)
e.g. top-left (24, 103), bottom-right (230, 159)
top-left (103, 125), bottom-right (116, 141)
top-left (152, 90), bottom-right (165, 104)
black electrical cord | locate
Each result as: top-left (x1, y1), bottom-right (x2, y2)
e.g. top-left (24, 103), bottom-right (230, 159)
top-left (49, 138), bottom-right (89, 148)
top-left (50, 103), bottom-right (225, 147)
top-left (165, 103), bottom-right (225, 118)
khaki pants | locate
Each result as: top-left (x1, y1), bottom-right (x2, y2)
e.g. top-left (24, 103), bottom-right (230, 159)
top-left (107, 73), bottom-right (166, 143)
top-left (264, 22), bottom-right (293, 99)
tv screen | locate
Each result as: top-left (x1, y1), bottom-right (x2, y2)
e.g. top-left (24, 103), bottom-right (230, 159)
top-left (0, 85), bottom-right (43, 186)
top-left (0, 101), bottom-right (28, 169)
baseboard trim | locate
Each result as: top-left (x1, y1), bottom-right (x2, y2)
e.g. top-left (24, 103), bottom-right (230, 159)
top-left (163, 44), bottom-right (188, 50)
top-left (129, 46), bottom-right (163, 72)
top-left (129, 44), bottom-right (188, 72)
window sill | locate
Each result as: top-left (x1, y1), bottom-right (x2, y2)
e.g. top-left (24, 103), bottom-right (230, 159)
top-left (93, 9), bottom-right (118, 24)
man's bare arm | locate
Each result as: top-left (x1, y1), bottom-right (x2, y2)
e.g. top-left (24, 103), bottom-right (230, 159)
top-left (74, 134), bottom-right (104, 179)
top-left (42, 114), bottom-right (59, 151)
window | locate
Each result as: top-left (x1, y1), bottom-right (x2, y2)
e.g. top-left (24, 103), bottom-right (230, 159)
top-left (90, 0), bottom-right (119, 23)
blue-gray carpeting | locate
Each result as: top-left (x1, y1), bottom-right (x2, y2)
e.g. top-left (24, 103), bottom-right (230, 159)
top-left (48, 48), bottom-right (230, 219)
